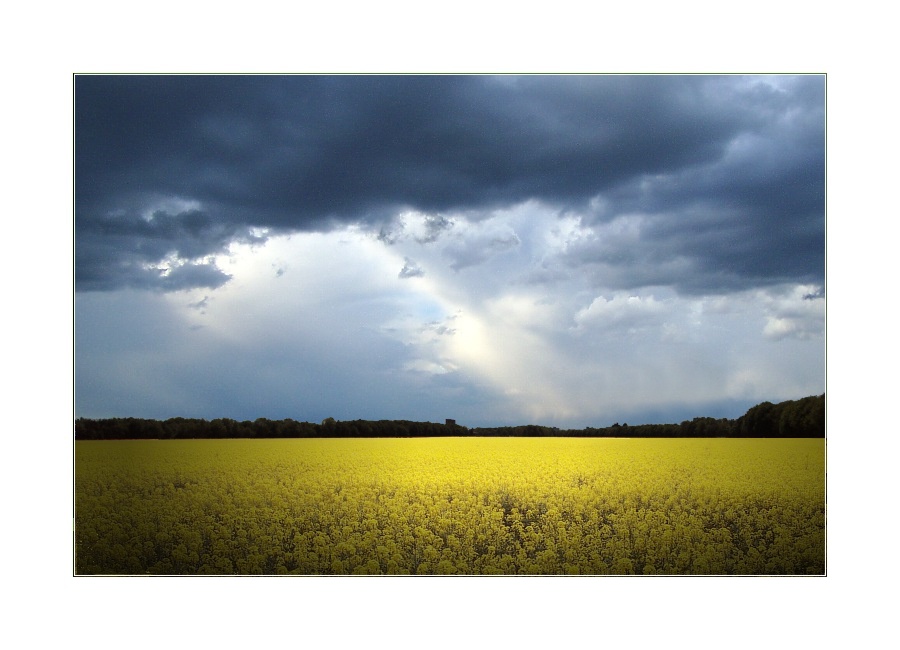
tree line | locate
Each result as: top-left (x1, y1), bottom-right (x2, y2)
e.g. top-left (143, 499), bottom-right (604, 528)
top-left (74, 394), bottom-right (824, 440)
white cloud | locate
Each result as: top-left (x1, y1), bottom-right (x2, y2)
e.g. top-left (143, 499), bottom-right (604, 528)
top-left (760, 284), bottom-right (826, 341)
top-left (403, 359), bottom-right (456, 375)
top-left (573, 293), bottom-right (666, 334)
top-left (76, 208), bottom-right (824, 427)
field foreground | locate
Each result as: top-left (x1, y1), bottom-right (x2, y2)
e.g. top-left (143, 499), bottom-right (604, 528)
top-left (75, 438), bottom-right (825, 575)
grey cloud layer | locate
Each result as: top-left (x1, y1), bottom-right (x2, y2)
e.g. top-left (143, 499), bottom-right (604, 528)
top-left (75, 207), bottom-right (268, 291)
top-left (76, 74), bottom-right (824, 294)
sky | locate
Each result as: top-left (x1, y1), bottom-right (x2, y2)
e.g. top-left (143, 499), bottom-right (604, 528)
top-left (74, 74), bottom-right (825, 428)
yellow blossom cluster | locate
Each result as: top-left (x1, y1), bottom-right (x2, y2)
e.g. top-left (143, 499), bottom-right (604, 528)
top-left (75, 437), bottom-right (825, 575)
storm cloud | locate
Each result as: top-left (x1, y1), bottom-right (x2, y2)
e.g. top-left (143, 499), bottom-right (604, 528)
top-left (76, 74), bottom-right (823, 295)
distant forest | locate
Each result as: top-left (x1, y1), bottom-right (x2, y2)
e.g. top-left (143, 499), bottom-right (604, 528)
top-left (75, 394), bottom-right (824, 440)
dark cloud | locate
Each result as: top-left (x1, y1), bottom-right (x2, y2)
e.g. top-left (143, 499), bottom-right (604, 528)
top-left (376, 212), bottom-right (454, 247)
top-left (567, 76), bottom-right (825, 294)
top-left (75, 207), bottom-right (265, 291)
top-left (161, 262), bottom-right (232, 292)
top-left (416, 215), bottom-right (454, 244)
top-left (76, 74), bottom-right (824, 294)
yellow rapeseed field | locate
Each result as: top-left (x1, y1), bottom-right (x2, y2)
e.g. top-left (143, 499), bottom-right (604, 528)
top-left (74, 438), bottom-right (825, 575)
